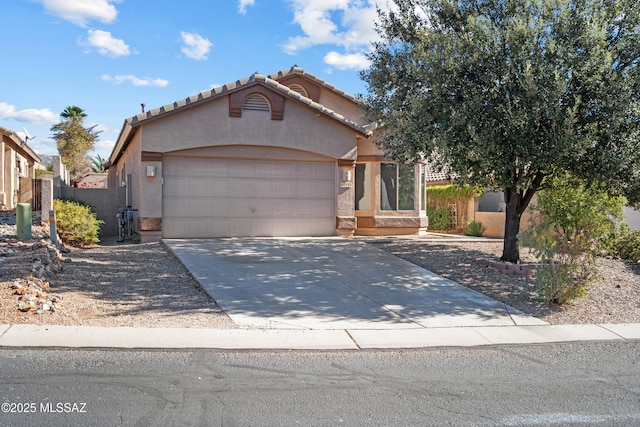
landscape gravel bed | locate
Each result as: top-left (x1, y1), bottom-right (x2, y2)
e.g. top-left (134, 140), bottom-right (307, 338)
top-left (373, 239), bottom-right (640, 325)
top-left (0, 221), bottom-right (236, 329)
top-left (1, 212), bottom-right (638, 327)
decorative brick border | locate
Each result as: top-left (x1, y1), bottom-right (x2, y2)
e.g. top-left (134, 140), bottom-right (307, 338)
top-left (473, 258), bottom-right (538, 278)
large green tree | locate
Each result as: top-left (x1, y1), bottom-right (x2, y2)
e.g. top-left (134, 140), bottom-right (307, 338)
top-left (361, 0), bottom-right (640, 262)
top-left (51, 105), bottom-right (100, 183)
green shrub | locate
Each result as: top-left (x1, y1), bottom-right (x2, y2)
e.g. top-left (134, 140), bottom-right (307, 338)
top-left (616, 227), bottom-right (640, 263)
top-left (535, 263), bottom-right (588, 304)
top-left (520, 175), bottom-right (625, 304)
top-left (35, 168), bottom-right (50, 179)
top-left (427, 206), bottom-right (452, 230)
top-left (426, 184), bottom-right (483, 231)
top-left (426, 184), bottom-right (483, 204)
top-left (463, 220), bottom-right (485, 237)
top-left (521, 219), bottom-right (594, 304)
top-left (53, 199), bottom-right (103, 246)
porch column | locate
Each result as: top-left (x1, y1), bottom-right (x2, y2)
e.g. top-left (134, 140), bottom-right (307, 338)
top-left (336, 158), bottom-right (356, 236)
top-left (0, 142), bottom-right (5, 208)
top-left (4, 144), bottom-right (16, 209)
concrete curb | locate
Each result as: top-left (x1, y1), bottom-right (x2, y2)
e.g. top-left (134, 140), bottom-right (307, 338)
top-left (1, 323), bottom-right (638, 351)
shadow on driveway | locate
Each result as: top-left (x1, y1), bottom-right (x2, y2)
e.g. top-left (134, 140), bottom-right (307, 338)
top-left (164, 238), bottom-right (545, 330)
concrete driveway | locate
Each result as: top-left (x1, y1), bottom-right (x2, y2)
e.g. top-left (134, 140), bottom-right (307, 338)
top-left (164, 238), bottom-right (546, 330)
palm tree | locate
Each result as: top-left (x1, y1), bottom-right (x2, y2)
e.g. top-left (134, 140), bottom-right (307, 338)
top-left (60, 105), bottom-right (87, 122)
top-left (91, 154), bottom-right (106, 173)
top-left (52, 105), bottom-right (99, 182)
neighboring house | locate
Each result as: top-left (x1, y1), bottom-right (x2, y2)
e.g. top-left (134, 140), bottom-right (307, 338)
top-left (424, 166), bottom-right (535, 238)
top-left (0, 126), bottom-right (42, 210)
top-left (105, 66), bottom-right (430, 242)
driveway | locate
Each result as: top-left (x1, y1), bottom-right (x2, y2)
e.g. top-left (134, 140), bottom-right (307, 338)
top-left (164, 238), bottom-right (546, 330)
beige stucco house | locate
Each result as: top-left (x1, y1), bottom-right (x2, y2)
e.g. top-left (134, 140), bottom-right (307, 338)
top-left (0, 126), bottom-right (41, 210)
top-left (106, 66), bottom-right (429, 242)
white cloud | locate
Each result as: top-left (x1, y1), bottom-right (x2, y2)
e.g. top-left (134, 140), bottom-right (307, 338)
top-left (35, 0), bottom-right (120, 27)
top-left (101, 75), bottom-right (169, 87)
top-left (339, 2), bottom-right (381, 48)
top-left (323, 51), bottom-right (369, 70)
top-left (81, 29), bottom-right (131, 57)
top-left (93, 138), bottom-right (115, 153)
top-left (0, 102), bottom-right (58, 124)
top-left (238, 0), bottom-right (255, 14)
top-left (180, 32), bottom-right (213, 60)
top-left (282, 0), bottom-right (383, 54)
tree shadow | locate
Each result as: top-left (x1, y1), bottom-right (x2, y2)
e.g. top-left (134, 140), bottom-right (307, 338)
top-left (371, 240), bottom-right (564, 320)
top-left (163, 239), bottom-right (538, 329)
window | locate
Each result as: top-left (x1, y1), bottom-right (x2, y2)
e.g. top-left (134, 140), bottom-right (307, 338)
top-left (355, 163), bottom-right (371, 211)
top-left (15, 155), bottom-right (25, 177)
top-left (380, 163), bottom-right (415, 211)
top-left (242, 94), bottom-right (270, 113)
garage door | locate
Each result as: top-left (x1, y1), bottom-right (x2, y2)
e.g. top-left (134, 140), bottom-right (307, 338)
top-left (163, 157), bottom-right (336, 238)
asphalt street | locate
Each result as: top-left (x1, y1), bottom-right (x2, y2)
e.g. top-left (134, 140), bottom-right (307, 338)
top-left (1, 341), bottom-right (639, 426)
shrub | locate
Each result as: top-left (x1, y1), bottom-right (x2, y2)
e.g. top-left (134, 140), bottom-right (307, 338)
top-left (426, 184), bottom-right (483, 205)
top-left (520, 175), bottom-right (625, 304)
top-left (535, 263), bottom-right (588, 304)
top-left (427, 206), bottom-right (452, 230)
top-left (427, 184), bottom-right (483, 231)
top-left (616, 227), bottom-right (640, 263)
top-left (463, 220), bottom-right (485, 237)
top-left (521, 219), bottom-right (594, 304)
top-left (35, 168), bottom-right (50, 179)
top-left (53, 199), bottom-right (103, 246)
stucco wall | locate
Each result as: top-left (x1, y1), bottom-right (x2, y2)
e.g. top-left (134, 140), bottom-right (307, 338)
top-left (141, 98), bottom-right (359, 160)
top-left (107, 91), bottom-right (368, 240)
top-left (356, 130), bottom-right (385, 158)
top-left (140, 158), bottom-right (163, 220)
top-left (59, 187), bottom-right (126, 237)
top-left (108, 130), bottom-right (142, 212)
top-left (317, 91), bottom-right (363, 124)
top-left (474, 211), bottom-right (537, 238)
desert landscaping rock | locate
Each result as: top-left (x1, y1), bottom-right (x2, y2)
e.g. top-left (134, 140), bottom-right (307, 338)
top-left (1, 211), bottom-right (638, 328)
top-left (0, 213), bottom-right (236, 329)
top-left (376, 240), bottom-right (640, 325)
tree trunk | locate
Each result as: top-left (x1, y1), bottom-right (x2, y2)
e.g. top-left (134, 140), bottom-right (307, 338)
top-left (501, 176), bottom-right (545, 263)
top-left (502, 203), bottom-right (522, 263)
top-left (501, 186), bottom-right (529, 263)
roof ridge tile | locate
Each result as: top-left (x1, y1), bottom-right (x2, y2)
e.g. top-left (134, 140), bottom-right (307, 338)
top-left (122, 67), bottom-right (371, 137)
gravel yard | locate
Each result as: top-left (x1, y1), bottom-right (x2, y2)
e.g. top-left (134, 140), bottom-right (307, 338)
top-left (373, 239), bottom-right (640, 325)
top-left (0, 223), bottom-right (236, 329)
top-left (0, 215), bottom-right (638, 327)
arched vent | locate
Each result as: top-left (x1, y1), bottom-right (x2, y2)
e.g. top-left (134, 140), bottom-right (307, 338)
top-left (242, 94), bottom-right (270, 112)
top-left (289, 84), bottom-right (308, 98)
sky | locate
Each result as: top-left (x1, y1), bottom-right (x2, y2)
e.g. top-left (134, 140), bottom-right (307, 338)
top-left (0, 0), bottom-right (387, 161)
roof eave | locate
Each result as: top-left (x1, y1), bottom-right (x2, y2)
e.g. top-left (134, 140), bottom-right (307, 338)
top-left (269, 65), bottom-right (360, 105)
top-left (107, 119), bottom-right (135, 167)
top-left (0, 126), bottom-right (42, 164)
top-left (106, 67), bottom-right (373, 161)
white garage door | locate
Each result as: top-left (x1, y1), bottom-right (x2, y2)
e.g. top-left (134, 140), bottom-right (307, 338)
top-left (163, 157), bottom-right (336, 238)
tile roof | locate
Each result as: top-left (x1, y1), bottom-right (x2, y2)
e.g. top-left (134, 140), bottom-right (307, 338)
top-left (126, 66), bottom-right (370, 137)
top-left (425, 164), bottom-right (451, 182)
top-left (267, 65), bottom-right (359, 104)
top-left (423, 152), bottom-right (454, 182)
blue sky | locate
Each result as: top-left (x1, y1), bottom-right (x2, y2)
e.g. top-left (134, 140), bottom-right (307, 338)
top-left (0, 0), bottom-right (385, 160)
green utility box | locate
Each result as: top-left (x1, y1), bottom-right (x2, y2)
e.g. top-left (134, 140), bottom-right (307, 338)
top-left (16, 203), bottom-right (32, 241)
